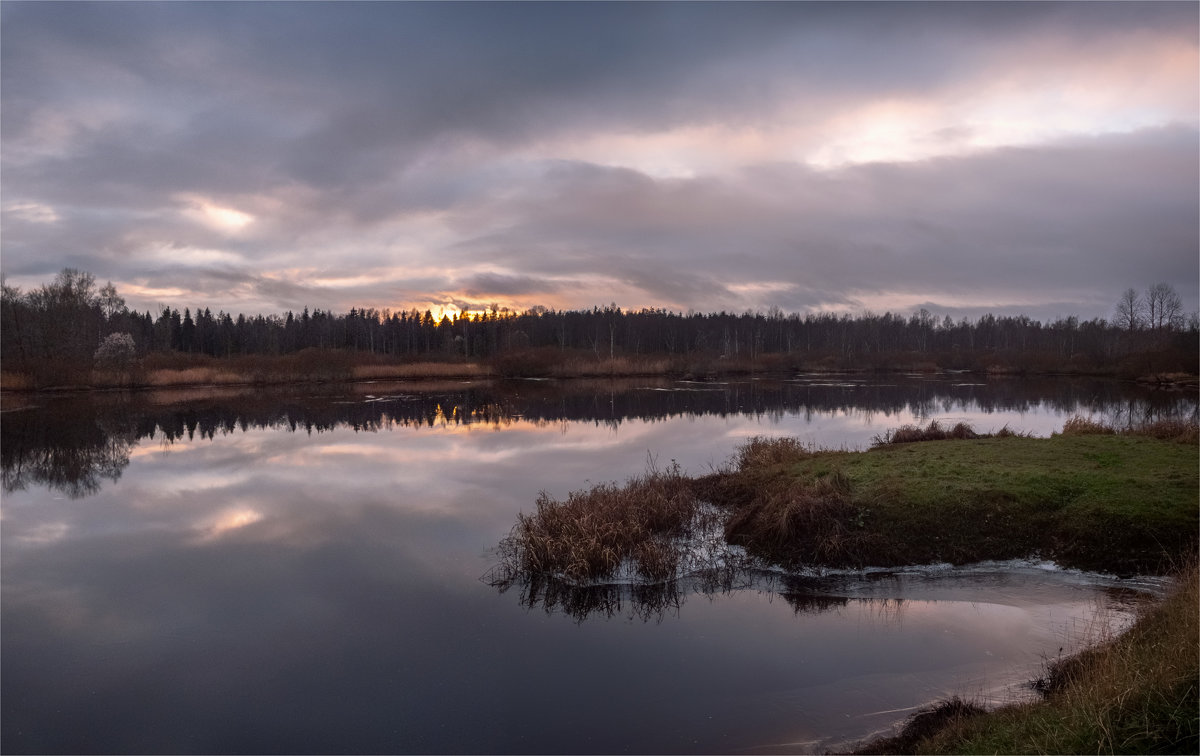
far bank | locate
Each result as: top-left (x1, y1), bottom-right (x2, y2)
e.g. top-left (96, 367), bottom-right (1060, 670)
top-left (2, 346), bottom-right (1197, 393)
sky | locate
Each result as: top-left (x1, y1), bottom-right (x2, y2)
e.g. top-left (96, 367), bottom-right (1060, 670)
top-left (2, 1), bottom-right (1197, 323)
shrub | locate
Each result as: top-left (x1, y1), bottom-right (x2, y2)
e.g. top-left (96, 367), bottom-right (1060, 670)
top-left (93, 332), bottom-right (137, 370)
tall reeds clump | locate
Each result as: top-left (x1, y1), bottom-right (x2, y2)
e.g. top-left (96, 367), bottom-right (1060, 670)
top-left (497, 462), bottom-right (710, 584)
top-left (871, 419), bottom-right (981, 446)
top-left (1057, 415), bottom-right (1117, 436)
top-left (734, 435), bottom-right (814, 470)
top-left (1056, 415), bottom-right (1199, 444)
top-left (1128, 418), bottom-right (1199, 444)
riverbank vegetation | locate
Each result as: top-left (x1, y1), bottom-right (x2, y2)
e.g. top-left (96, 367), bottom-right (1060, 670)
top-left (3, 269), bottom-right (1196, 391)
top-left (856, 558), bottom-right (1198, 755)
top-left (496, 419), bottom-right (1197, 582)
top-left (494, 417), bottom-right (1197, 752)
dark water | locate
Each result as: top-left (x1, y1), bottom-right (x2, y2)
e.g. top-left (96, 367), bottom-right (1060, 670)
top-left (1, 376), bottom-right (1191, 754)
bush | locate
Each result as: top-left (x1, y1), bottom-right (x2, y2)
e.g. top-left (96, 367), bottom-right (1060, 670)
top-left (93, 332), bottom-right (137, 370)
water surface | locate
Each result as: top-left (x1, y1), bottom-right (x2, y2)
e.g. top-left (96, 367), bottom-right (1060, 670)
top-left (2, 376), bottom-right (1190, 753)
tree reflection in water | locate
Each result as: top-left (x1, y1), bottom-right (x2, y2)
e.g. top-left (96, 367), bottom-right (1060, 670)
top-left (487, 564), bottom-right (917, 623)
top-left (3, 375), bottom-right (1193, 499)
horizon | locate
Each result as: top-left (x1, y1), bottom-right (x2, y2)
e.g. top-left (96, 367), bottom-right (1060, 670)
top-left (12, 266), bottom-right (1193, 329)
top-left (2, 2), bottom-right (1198, 323)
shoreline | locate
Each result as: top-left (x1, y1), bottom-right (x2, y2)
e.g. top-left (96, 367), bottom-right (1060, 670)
top-left (493, 422), bottom-right (1198, 753)
top-left (3, 359), bottom-right (1196, 396)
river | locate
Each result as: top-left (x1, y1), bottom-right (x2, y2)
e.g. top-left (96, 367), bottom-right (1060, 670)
top-left (1, 375), bottom-right (1192, 753)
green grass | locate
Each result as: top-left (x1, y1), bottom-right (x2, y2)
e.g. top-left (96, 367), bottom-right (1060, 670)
top-left (720, 432), bottom-right (1197, 573)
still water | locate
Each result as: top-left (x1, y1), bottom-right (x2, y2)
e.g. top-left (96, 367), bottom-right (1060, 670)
top-left (2, 375), bottom-right (1192, 753)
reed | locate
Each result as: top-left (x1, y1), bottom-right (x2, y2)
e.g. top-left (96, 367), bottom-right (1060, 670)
top-left (734, 435), bottom-right (814, 470)
top-left (1125, 418), bottom-right (1199, 444)
top-left (351, 362), bottom-right (489, 380)
top-left (496, 461), bottom-right (711, 584)
top-left (871, 420), bottom-right (989, 446)
top-left (1055, 415), bottom-right (1199, 444)
top-left (145, 367), bottom-right (247, 387)
top-left (1058, 415), bottom-right (1117, 436)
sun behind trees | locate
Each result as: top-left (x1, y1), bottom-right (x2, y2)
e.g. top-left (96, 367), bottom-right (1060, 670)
top-left (1, 269), bottom-right (1196, 390)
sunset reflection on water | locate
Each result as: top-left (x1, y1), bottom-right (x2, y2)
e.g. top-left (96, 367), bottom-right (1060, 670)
top-left (1, 377), bottom-right (1189, 754)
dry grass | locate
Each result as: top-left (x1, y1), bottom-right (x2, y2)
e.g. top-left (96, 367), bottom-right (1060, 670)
top-left (495, 462), bottom-right (714, 584)
top-left (1055, 415), bottom-right (1199, 444)
top-left (854, 698), bottom-right (987, 755)
top-left (1130, 418), bottom-right (1199, 444)
top-left (734, 435), bottom-right (814, 470)
top-left (871, 420), bottom-right (1009, 446)
top-left (1058, 415), bottom-right (1118, 436)
top-left (723, 471), bottom-right (860, 565)
top-left (557, 356), bottom-right (674, 377)
top-left (145, 367), bottom-right (248, 387)
top-left (0, 372), bottom-right (33, 391)
top-left (351, 362), bottom-right (490, 380)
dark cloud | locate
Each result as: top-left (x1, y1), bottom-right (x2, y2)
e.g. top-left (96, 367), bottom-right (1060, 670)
top-left (454, 127), bottom-right (1198, 317)
top-left (455, 272), bottom-right (563, 299)
top-left (2, 2), bottom-right (1196, 321)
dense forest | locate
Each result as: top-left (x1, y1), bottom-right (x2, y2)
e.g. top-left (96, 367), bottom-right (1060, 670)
top-left (2, 269), bottom-right (1196, 386)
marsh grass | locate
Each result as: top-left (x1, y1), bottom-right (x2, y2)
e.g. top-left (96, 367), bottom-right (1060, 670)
top-left (493, 460), bottom-right (727, 585)
top-left (723, 471), bottom-right (861, 565)
top-left (1055, 414), bottom-right (1199, 443)
top-left (872, 419), bottom-right (981, 445)
top-left (853, 697), bottom-right (988, 755)
top-left (870, 420), bottom-right (1034, 446)
top-left (734, 435), bottom-right (815, 470)
top-left (351, 361), bottom-right (489, 380)
top-left (1058, 415), bottom-right (1117, 436)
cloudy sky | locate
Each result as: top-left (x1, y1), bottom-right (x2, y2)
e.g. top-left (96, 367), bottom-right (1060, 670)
top-left (2, 1), bottom-right (1197, 322)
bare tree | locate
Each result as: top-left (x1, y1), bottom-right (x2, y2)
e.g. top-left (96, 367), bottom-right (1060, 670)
top-left (1113, 287), bottom-right (1144, 334)
top-left (99, 281), bottom-right (126, 320)
top-left (1145, 282), bottom-right (1184, 331)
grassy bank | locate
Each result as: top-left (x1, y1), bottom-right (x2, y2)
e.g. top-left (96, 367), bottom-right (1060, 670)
top-left (856, 560), bottom-right (1198, 755)
top-left (711, 419), bottom-right (1198, 574)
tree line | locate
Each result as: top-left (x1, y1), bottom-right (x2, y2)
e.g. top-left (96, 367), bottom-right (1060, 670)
top-left (2, 269), bottom-right (1196, 380)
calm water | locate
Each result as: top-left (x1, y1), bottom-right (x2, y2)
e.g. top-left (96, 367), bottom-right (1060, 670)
top-left (2, 375), bottom-right (1192, 754)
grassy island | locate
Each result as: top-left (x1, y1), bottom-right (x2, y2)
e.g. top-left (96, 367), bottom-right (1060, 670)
top-left (711, 418), bottom-right (1197, 575)
top-left (493, 417), bottom-right (1198, 754)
